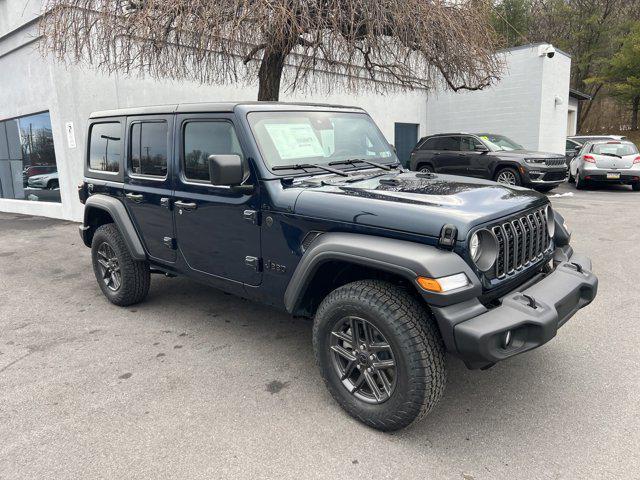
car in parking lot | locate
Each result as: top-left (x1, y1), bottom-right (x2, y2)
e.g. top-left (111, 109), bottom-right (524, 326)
top-left (569, 140), bottom-right (640, 190)
top-left (566, 135), bottom-right (628, 166)
top-left (409, 133), bottom-right (567, 192)
top-left (23, 165), bottom-right (57, 187)
top-left (27, 171), bottom-right (59, 189)
top-left (77, 102), bottom-right (597, 431)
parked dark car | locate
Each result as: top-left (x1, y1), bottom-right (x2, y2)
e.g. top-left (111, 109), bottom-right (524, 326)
top-left (78, 102), bottom-right (597, 431)
top-left (409, 133), bottom-right (568, 192)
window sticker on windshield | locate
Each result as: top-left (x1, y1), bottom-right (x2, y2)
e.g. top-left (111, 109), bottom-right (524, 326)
top-left (480, 136), bottom-right (489, 140)
top-left (264, 123), bottom-right (325, 160)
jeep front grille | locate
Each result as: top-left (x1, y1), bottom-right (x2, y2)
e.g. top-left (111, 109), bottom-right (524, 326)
top-left (544, 157), bottom-right (566, 167)
top-left (491, 207), bottom-right (551, 278)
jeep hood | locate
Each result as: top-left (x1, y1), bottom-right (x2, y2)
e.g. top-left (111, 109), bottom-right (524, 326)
top-left (293, 172), bottom-right (548, 239)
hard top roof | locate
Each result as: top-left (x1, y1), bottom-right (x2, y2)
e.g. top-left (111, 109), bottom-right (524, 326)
top-left (89, 101), bottom-right (364, 119)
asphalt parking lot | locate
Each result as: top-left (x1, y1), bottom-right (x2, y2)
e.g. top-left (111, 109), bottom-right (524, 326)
top-left (1, 181), bottom-right (639, 479)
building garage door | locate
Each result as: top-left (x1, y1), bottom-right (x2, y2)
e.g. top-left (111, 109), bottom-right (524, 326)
top-left (394, 123), bottom-right (419, 167)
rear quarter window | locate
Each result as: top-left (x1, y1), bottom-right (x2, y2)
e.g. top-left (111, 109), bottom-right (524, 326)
top-left (89, 122), bottom-right (122, 173)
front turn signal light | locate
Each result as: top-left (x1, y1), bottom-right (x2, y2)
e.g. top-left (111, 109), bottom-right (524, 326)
top-left (417, 273), bottom-right (469, 293)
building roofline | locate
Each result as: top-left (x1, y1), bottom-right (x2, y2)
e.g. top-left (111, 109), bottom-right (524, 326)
top-left (496, 42), bottom-right (572, 59)
top-left (569, 88), bottom-right (592, 101)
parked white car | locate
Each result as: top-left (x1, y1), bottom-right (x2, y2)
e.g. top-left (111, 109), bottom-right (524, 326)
top-left (27, 171), bottom-right (59, 189)
top-left (569, 140), bottom-right (640, 190)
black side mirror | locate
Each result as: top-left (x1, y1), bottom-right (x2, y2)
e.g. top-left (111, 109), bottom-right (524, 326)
top-left (208, 154), bottom-right (244, 186)
top-left (474, 144), bottom-right (490, 153)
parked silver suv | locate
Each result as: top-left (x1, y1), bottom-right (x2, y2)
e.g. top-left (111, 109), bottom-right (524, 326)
top-left (569, 140), bottom-right (640, 190)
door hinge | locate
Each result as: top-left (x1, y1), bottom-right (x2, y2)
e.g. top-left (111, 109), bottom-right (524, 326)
top-left (243, 209), bottom-right (260, 225)
top-left (163, 237), bottom-right (177, 249)
top-left (245, 256), bottom-right (262, 272)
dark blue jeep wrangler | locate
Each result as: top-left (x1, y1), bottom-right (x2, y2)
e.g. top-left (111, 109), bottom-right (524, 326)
top-left (78, 102), bottom-right (597, 431)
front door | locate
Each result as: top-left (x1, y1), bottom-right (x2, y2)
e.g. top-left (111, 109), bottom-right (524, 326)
top-left (173, 114), bottom-right (261, 286)
top-left (123, 115), bottom-right (176, 263)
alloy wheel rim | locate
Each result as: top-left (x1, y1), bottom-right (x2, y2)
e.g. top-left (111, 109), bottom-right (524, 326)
top-left (497, 171), bottom-right (517, 185)
top-left (97, 242), bottom-right (121, 292)
top-left (420, 167), bottom-right (431, 173)
top-left (330, 316), bottom-right (397, 404)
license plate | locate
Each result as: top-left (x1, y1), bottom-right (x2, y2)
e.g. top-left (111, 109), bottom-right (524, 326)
top-left (607, 172), bottom-right (620, 179)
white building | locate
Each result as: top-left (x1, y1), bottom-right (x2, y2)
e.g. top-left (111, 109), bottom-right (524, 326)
top-left (425, 44), bottom-right (582, 154)
top-left (0, 1), bottom-right (581, 222)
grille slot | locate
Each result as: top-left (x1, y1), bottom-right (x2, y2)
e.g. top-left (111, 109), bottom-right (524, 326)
top-left (490, 207), bottom-right (551, 278)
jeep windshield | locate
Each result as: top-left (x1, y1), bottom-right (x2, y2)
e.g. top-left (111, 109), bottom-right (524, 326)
top-left (476, 133), bottom-right (524, 151)
top-left (247, 111), bottom-right (397, 172)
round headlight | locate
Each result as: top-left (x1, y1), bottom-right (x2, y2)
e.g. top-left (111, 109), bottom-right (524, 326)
top-left (469, 229), bottom-right (498, 272)
top-left (546, 205), bottom-right (555, 238)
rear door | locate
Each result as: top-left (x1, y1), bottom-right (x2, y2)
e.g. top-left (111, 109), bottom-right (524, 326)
top-left (123, 115), bottom-right (176, 263)
top-left (172, 113), bottom-right (261, 286)
top-left (431, 136), bottom-right (469, 176)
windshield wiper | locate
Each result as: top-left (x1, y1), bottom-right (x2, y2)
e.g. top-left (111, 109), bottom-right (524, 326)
top-left (328, 158), bottom-right (395, 171)
top-left (272, 163), bottom-right (349, 176)
top-left (600, 152), bottom-right (622, 158)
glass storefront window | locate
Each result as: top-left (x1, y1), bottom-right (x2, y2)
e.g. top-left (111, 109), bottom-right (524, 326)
top-left (0, 111), bottom-right (60, 203)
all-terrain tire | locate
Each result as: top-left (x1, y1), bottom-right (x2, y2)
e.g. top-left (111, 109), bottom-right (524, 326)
top-left (313, 280), bottom-right (446, 431)
top-left (91, 223), bottom-right (150, 306)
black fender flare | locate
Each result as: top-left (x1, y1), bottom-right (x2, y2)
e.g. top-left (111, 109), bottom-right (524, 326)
top-left (283, 232), bottom-right (481, 313)
top-left (82, 194), bottom-right (146, 260)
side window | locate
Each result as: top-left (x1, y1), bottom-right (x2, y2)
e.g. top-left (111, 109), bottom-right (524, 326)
top-left (130, 121), bottom-right (168, 177)
top-left (419, 138), bottom-right (439, 150)
top-left (89, 122), bottom-right (121, 172)
top-left (434, 136), bottom-right (460, 151)
top-left (460, 136), bottom-right (482, 151)
top-left (183, 121), bottom-right (244, 182)
top-left (566, 140), bottom-right (574, 150)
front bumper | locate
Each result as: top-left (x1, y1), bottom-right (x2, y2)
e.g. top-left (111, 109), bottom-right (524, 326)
top-left (523, 166), bottom-right (568, 185)
top-left (431, 249), bottom-right (597, 369)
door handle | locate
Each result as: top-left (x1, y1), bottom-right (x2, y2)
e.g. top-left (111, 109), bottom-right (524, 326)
top-left (174, 200), bottom-right (197, 211)
top-left (125, 193), bottom-right (144, 203)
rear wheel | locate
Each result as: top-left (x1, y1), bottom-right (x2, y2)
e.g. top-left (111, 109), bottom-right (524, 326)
top-left (495, 167), bottom-right (521, 186)
top-left (91, 223), bottom-right (150, 306)
top-left (313, 280), bottom-right (446, 431)
top-left (632, 182), bottom-right (640, 192)
top-left (575, 172), bottom-right (587, 190)
top-left (47, 179), bottom-right (59, 189)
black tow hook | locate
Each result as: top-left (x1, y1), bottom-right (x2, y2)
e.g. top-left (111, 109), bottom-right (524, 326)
top-left (569, 262), bottom-right (583, 273)
top-left (521, 294), bottom-right (537, 309)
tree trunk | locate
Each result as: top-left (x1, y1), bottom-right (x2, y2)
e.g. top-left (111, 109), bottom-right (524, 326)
top-left (257, 49), bottom-right (286, 101)
top-left (632, 96), bottom-right (640, 131)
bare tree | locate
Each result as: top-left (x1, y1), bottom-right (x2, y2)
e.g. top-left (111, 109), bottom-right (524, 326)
top-left (40, 0), bottom-right (502, 101)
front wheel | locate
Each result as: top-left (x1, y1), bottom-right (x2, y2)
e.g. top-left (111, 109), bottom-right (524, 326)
top-left (495, 167), bottom-right (521, 186)
top-left (313, 280), bottom-right (446, 431)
